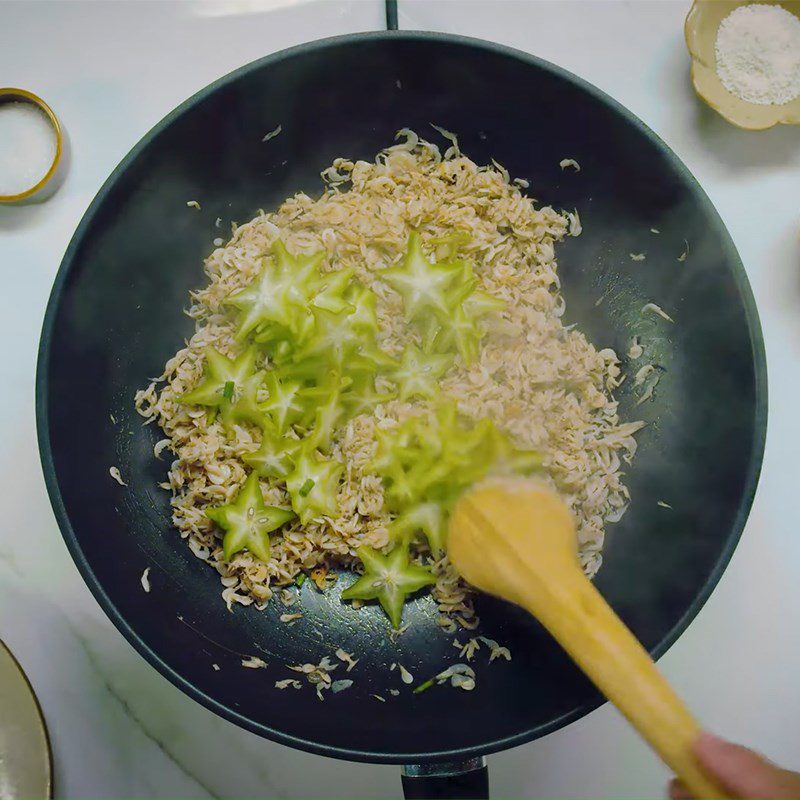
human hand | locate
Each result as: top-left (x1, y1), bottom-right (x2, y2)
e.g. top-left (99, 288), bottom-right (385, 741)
top-left (668, 732), bottom-right (800, 799)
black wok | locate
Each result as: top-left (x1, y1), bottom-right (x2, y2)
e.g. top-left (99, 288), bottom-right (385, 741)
top-left (36, 30), bottom-right (767, 799)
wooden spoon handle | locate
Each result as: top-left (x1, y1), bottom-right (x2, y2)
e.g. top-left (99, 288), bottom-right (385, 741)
top-left (520, 575), bottom-right (730, 799)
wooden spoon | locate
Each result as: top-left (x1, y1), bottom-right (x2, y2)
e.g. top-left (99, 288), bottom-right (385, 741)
top-left (448, 478), bottom-right (729, 800)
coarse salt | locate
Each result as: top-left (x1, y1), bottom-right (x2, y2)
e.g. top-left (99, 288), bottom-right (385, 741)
top-left (715, 4), bottom-right (800, 105)
top-left (0, 102), bottom-right (57, 196)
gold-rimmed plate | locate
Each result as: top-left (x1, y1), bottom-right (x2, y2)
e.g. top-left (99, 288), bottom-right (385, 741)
top-left (0, 640), bottom-right (53, 799)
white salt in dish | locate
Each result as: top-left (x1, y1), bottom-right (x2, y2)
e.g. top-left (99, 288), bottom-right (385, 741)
top-left (0, 89), bottom-right (63, 203)
top-left (715, 3), bottom-right (800, 105)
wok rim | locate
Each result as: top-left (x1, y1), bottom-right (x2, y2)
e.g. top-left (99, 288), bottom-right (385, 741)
top-left (35, 29), bottom-right (768, 765)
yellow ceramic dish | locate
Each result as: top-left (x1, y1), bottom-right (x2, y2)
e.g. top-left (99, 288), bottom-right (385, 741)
top-left (0, 88), bottom-right (63, 204)
top-left (685, 0), bottom-right (800, 130)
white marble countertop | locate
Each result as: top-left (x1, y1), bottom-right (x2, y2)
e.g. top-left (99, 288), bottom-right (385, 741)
top-left (2, 1), bottom-right (799, 797)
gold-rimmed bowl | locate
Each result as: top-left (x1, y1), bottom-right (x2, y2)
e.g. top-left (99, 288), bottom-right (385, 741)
top-left (0, 88), bottom-right (63, 204)
top-left (685, 0), bottom-right (800, 130)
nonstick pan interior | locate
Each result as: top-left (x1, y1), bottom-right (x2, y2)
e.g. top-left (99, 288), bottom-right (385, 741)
top-left (37, 32), bottom-right (766, 763)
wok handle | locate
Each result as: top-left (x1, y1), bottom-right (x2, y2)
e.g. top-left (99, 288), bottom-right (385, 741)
top-left (401, 759), bottom-right (489, 799)
top-left (385, 0), bottom-right (398, 30)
